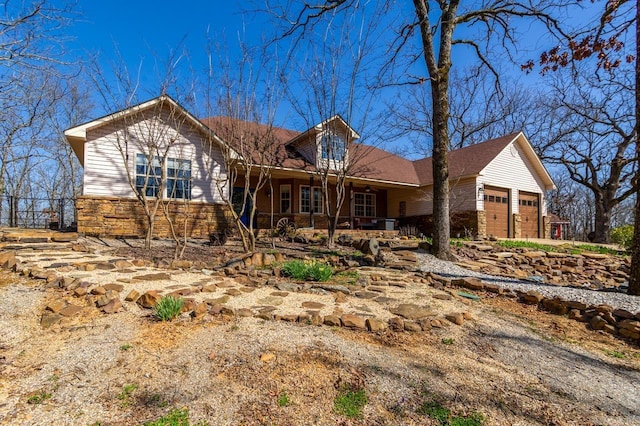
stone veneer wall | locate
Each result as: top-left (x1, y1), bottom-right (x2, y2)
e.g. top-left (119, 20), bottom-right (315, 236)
top-left (76, 196), bottom-right (231, 238)
top-left (512, 213), bottom-right (522, 239)
top-left (543, 215), bottom-right (551, 239)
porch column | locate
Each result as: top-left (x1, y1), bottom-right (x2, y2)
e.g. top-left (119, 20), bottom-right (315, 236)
top-left (309, 175), bottom-right (314, 228)
top-left (349, 182), bottom-right (354, 229)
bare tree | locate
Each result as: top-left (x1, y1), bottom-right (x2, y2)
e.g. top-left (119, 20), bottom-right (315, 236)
top-left (268, 0), bottom-right (573, 260)
top-left (199, 40), bottom-right (283, 253)
top-left (533, 68), bottom-right (635, 243)
top-left (281, 7), bottom-right (378, 248)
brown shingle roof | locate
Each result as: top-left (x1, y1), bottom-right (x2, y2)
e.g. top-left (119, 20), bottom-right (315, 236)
top-left (201, 117), bottom-right (519, 186)
top-left (412, 133), bottom-right (519, 185)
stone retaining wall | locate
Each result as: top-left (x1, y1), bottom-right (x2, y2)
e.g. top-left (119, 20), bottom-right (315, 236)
top-left (76, 196), bottom-right (231, 238)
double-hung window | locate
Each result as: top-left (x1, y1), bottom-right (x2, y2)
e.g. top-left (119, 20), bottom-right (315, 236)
top-left (300, 185), bottom-right (323, 214)
top-left (354, 192), bottom-right (375, 217)
top-left (135, 154), bottom-right (191, 199)
top-left (135, 154), bottom-right (162, 197)
top-left (320, 134), bottom-right (345, 162)
top-left (167, 158), bottom-right (192, 200)
top-left (280, 184), bottom-right (291, 213)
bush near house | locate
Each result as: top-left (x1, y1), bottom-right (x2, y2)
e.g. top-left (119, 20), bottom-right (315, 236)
top-left (610, 225), bottom-right (633, 250)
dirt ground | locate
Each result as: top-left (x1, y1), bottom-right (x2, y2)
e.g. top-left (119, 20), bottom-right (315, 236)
top-left (1, 259), bottom-right (639, 426)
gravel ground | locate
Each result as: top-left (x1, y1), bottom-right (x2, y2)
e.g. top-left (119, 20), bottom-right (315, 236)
top-left (416, 251), bottom-right (640, 313)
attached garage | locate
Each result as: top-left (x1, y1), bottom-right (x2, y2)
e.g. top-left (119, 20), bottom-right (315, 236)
top-left (484, 186), bottom-right (509, 238)
top-left (519, 191), bottom-right (540, 238)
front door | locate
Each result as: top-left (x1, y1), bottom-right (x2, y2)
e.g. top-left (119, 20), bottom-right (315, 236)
top-left (232, 187), bottom-right (252, 226)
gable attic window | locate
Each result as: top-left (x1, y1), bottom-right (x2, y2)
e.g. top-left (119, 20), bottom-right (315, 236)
top-left (136, 154), bottom-right (162, 197)
top-left (321, 134), bottom-right (346, 162)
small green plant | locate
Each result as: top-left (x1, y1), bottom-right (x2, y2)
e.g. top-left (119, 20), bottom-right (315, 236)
top-left (418, 398), bottom-right (485, 426)
top-left (604, 349), bottom-right (626, 359)
top-left (143, 408), bottom-right (208, 426)
top-left (154, 296), bottom-right (184, 321)
top-left (116, 384), bottom-right (138, 407)
top-left (281, 260), bottom-right (333, 282)
top-left (120, 344), bottom-right (132, 351)
top-left (334, 387), bottom-right (367, 418)
top-left (441, 338), bottom-right (454, 345)
top-left (418, 400), bottom-right (450, 422)
top-left (449, 412), bottom-right (486, 426)
top-left (27, 390), bottom-right (52, 405)
top-left (277, 391), bottom-right (291, 407)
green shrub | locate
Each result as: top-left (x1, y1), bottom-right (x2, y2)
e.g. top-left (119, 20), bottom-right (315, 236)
top-left (306, 262), bottom-right (333, 281)
top-left (610, 225), bottom-right (633, 249)
top-left (281, 260), bottom-right (308, 280)
top-left (143, 408), bottom-right (200, 426)
top-left (281, 260), bottom-right (333, 282)
top-left (417, 400), bottom-right (450, 422)
top-left (334, 387), bottom-right (367, 418)
top-left (154, 296), bottom-right (184, 321)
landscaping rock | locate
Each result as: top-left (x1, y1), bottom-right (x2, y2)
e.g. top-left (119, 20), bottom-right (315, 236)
top-left (59, 304), bottom-right (83, 317)
top-left (302, 301), bottom-right (325, 309)
top-left (41, 312), bottom-right (62, 328)
top-left (205, 296), bottom-right (230, 305)
top-left (341, 314), bottom-right (366, 329)
top-left (366, 318), bottom-right (387, 332)
top-left (137, 291), bottom-right (161, 309)
top-left (132, 272), bottom-right (171, 281)
top-left (388, 317), bottom-right (404, 331)
top-left (102, 298), bottom-right (123, 314)
top-left (257, 296), bottom-right (283, 306)
top-left (404, 321), bottom-right (422, 332)
top-left (390, 304), bottom-right (432, 320)
top-left (125, 290), bottom-right (140, 302)
top-left (522, 290), bottom-right (544, 305)
top-left (446, 313), bottom-right (465, 325)
top-left (323, 315), bottom-right (341, 327)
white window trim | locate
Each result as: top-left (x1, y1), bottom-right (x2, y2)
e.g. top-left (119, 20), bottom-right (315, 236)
top-left (135, 153), bottom-right (192, 200)
top-left (299, 185), bottom-right (324, 214)
top-left (280, 184), bottom-right (291, 214)
top-left (354, 192), bottom-right (376, 217)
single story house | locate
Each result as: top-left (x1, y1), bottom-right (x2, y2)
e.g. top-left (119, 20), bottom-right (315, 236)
top-left (64, 95), bottom-right (556, 239)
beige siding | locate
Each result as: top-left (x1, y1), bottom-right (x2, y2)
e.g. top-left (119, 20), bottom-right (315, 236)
top-left (387, 187), bottom-right (431, 217)
top-left (387, 178), bottom-right (477, 217)
top-left (83, 107), bottom-right (227, 204)
top-left (478, 141), bottom-right (547, 215)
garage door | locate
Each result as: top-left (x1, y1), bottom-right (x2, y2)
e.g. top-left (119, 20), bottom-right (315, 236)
top-left (484, 186), bottom-right (509, 238)
top-left (519, 191), bottom-right (539, 238)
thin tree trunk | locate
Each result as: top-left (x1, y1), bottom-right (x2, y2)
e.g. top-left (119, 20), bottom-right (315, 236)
top-left (628, 0), bottom-right (640, 296)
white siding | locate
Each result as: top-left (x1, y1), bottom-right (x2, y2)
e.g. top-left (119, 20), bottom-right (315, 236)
top-left (478, 141), bottom-right (547, 215)
top-left (83, 107), bottom-right (227, 204)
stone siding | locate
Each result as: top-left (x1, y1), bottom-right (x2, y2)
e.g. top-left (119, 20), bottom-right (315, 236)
top-left (513, 213), bottom-right (522, 239)
top-left (76, 196), bottom-right (231, 238)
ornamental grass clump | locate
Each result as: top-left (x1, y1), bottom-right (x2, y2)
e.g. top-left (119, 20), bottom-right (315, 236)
top-left (153, 296), bottom-right (184, 321)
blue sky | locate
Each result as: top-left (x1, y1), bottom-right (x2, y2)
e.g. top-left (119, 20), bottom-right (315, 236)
top-left (63, 1), bottom-right (610, 139)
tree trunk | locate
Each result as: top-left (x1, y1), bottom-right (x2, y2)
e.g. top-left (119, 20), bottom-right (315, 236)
top-left (430, 76), bottom-right (452, 260)
top-left (145, 215), bottom-right (153, 250)
top-left (593, 196), bottom-right (612, 244)
top-left (628, 0), bottom-right (640, 296)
